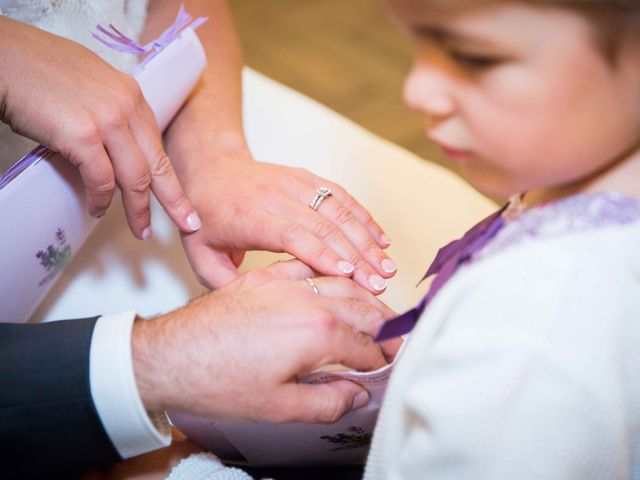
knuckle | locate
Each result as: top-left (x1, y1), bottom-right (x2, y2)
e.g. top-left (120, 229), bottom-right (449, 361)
top-left (150, 151), bottom-right (174, 178)
top-left (313, 219), bottom-right (340, 242)
top-left (100, 105), bottom-right (128, 132)
top-left (363, 239), bottom-right (381, 256)
top-left (309, 309), bottom-right (336, 334)
top-left (242, 268), bottom-right (272, 286)
top-left (280, 222), bottom-right (307, 247)
top-left (93, 177), bottom-right (116, 195)
top-left (333, 205), bottom-right (355, 226)
top-left (315, 395), bottom-right (348, 424)
top-left (73, 123), bottom-right (102, 150)
top-left (127, 173), bottom-right (152, 194)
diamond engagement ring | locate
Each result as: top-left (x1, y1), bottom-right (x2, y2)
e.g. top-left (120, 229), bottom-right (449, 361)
top-left (309, 187), bottom-right (332, 211)
top-left (305, 277), bottom-right (320, 295)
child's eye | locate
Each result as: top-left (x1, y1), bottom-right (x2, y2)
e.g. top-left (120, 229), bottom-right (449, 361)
top-left (448, 50), bottom-right (501, 69)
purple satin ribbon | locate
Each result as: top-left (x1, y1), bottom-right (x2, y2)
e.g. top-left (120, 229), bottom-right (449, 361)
top-left (375, 203), bottom-right (509, 342)
top-left (92, 4), bottom-right (207, 68)
top-left (0, 145), bottom-right (54, 190)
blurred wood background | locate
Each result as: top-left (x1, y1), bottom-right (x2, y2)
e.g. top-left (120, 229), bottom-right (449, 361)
top-left (228, 0), bottom-right (447, 166)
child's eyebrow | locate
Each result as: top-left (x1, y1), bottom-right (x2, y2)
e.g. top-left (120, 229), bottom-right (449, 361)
top-left (411, 24), bottom-right (497, 49)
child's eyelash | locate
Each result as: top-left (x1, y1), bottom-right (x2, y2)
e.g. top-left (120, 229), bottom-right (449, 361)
top-left (448, 51), bottom-right (501, 69)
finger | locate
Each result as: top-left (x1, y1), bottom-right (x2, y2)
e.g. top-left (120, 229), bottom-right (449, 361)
top-left (380, 338), bottom-right (404, 362)
top-left (182, 233), bottom-right (239, 289)
top-left (273, 200), bottom-right (389, 294)
top-left (311, 176), bottom-right (391, 248)
top-left (263, 259), bottom-right (316, 281)
top-left (305, 310), bottom-right (387, 371)
top-left (302, 191), bottom-right (396, 279)
top-left (256, 214), bottom-right (356, 278)
top-left (271, 381), bottom-right (369, 423)
top-left (131, 104), bottom-right (201, 234)
top-left (68, 141), bottom-right (116, 218)
top-left (302, 276), bottom-right (396, 319)
top-left (104, 127), bottom-right (152, 239)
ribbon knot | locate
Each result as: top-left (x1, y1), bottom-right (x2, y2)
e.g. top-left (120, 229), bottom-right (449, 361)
top-left (92, 4), bottom-right (207, 68)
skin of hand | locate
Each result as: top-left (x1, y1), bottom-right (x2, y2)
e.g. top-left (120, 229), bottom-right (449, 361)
top-left (143, 0), bottom-right (398, 294)
top-left (0, 15), bottom-right (200, 240)
top-left (132, 260), bottom-right (401, 424)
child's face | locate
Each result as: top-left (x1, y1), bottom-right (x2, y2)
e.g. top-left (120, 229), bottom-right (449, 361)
top-left (390, 1), bottom-right (640, 197)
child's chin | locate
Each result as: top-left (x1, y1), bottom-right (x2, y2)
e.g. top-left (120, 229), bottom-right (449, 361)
top-left (462, 172), bottom-right (522, 201)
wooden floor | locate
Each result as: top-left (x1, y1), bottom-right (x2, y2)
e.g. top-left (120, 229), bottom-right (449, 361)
top-left (228, 0), bottom-right (446, 167)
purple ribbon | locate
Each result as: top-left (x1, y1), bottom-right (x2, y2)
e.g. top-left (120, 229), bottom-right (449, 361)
top-left (92, 4), bottom-right (207, 68)
top-left (375, 203), bottom-right (509, 342)
top-left (0, 145), bottom-right (54, 190)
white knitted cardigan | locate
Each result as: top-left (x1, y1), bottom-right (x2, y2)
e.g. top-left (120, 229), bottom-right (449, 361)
top-left (364, 193), bottom-right (640, 479)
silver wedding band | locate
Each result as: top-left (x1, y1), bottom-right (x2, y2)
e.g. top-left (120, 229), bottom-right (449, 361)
top-left (305, 277), bottom-right (320, 295)
top-left (309, 187), bottom-right (332, 211)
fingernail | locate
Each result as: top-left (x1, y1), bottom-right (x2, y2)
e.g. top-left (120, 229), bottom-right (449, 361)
top-left (381, 259), bottom-right (397, 273)
top-left (351, 390), bottom-right (370, 410)
top-left (338, 261), bottom-right (355, 274)
top-left (142, 226), bottom-right (152, 240)
top-left (369, 274), bottom-right (387, 291)
top-left (187, 211), bottom-right (202, 231)
top-left (380, 234), bottom-right (392, 245)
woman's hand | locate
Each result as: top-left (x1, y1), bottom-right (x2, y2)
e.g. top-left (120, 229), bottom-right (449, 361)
top-left (0, 16), bottom-right (199, 239)
top-left (173, 147), bottom-right (398, 294)
top-left (132, 260), bottom-right (399, 423)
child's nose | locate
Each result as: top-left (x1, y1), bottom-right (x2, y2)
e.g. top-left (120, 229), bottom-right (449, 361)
top-left (403, 61), bottom-right (456, 120)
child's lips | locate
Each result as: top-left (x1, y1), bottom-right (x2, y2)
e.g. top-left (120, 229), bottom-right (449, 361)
top-left (441, 145), bottom-right (472, 162)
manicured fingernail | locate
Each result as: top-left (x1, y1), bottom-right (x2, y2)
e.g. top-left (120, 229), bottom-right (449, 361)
top-left (351, 390), bottom-right (370, 410)
top-left (186, 211), bottom-right (201, 231)
top-left (142, 226), bottom-right (152, 240)
top-left (369, 274), bottom-right (387, 291)
top-left (338, 261), bottom-right (355, 274)
top-left (380, 234), bottom-right (392, 245)
top-left (381, 259), bottom-right (397, 273)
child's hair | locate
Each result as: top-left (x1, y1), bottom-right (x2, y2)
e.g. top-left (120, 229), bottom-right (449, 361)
top-left (412, 0), bottom-right (640, 62)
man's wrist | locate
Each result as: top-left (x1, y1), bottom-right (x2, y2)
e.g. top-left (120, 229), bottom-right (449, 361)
top-left (131, 315), bottom-right (172, 413)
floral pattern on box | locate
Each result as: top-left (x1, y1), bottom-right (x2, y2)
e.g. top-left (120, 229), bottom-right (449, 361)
top-left (36, 228), bottom-right (71, 286)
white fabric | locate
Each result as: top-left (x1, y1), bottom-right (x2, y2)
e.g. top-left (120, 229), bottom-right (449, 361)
top-left (0, 0), bottom-right (149, 171)
top-left (364, 220), bottom-right (640, 479)
top-left (90, 311), bottom-right (171, 458)
top-left (165, 452), bottom-right (253, 480)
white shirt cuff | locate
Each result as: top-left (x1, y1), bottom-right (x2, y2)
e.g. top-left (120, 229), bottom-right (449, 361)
top-left (89, 311), bottom-right (171, 458)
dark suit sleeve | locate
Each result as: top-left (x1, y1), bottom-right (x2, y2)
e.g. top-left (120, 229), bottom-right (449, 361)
top-left (0, 318), bottom-right (121, 479)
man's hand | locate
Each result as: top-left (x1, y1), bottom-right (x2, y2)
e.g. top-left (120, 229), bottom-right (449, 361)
top-left (131, 261), bottom-right (399, 423)
top-left (0, 16), bottom-right (199, 239)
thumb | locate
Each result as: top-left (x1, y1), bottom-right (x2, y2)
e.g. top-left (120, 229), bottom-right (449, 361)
top-left (183, 238), bottom-right (240, 289)
top-left (274, 381), bottom-right (370, 424)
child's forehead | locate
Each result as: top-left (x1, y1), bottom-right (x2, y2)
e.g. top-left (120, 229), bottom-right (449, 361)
top-left (387, 1), bottom-right (598, 48)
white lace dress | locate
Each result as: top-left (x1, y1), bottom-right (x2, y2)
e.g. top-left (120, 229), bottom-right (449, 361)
top-left (0, 0), bottom-right (149, 172)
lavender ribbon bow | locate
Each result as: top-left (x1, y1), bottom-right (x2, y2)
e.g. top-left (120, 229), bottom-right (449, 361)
top-left (92, 4), bottom-right (207, 68)
top-left (375, 203), bottom-right (509, 342)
